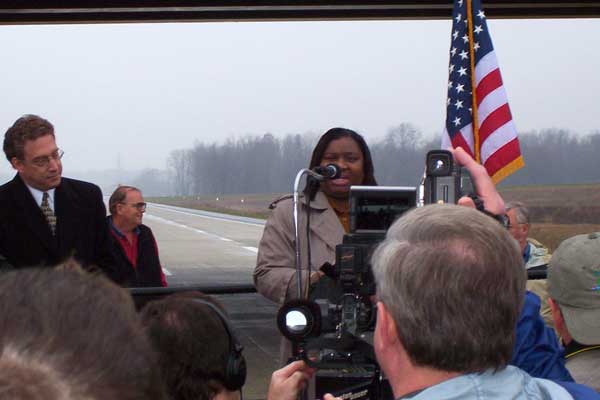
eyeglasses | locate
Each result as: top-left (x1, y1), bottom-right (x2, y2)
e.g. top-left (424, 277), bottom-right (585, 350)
top-left (27, 149), bottom-right (64, 168)
top-left (121, 202), bottom-right (146, 211)
top-left (508, 221), bottom-right (526, 230)
top-left (121, 202), bottom-right (147, 211)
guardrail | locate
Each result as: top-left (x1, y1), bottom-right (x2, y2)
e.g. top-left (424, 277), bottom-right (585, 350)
top-left (130, 283), bottom-right (256, 308)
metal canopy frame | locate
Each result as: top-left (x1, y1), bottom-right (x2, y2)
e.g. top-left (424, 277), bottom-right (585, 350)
top-left (1, 1), bottom-right (600, 24)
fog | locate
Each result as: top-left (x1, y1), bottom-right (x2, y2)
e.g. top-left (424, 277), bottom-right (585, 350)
top-left (0, 18), bottom-right (598, 191)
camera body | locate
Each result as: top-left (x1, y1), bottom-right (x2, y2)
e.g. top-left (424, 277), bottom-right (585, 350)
top-left (334, 186), bottom-right (416, 334)
top-left (278, 186), bottom-right (416, 399)
top-left (278, 151), bottom-right (473, 399)
top-left (423, 149), bottom-right (473, 205)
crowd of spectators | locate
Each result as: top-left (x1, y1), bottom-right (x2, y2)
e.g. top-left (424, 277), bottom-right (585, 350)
top-left (0, 116), bottom-right (598, 398)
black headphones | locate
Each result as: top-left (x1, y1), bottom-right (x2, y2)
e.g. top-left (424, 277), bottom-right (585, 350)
top-left (191, 299), bottom-right (247, 391)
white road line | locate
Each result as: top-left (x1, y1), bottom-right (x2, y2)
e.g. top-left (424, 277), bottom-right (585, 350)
top-left (162, 267), bottom-right (173, 276)
top-left (145, 215), bottom-right (215, 237)
top-left (144, 214), bottom-right (258, 254)
top-left (149, 204), bottom-right (264, 227)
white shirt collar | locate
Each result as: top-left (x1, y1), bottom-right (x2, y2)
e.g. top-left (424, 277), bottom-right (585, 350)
top-left (26, 184), bottom-right (56, 210)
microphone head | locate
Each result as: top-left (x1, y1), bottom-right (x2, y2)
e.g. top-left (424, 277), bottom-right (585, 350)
top-left (313, 164), bottom-right (341, 179)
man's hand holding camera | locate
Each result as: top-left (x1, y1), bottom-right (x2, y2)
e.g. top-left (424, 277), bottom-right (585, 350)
top-left (451, 146), bottom-right (506, 215)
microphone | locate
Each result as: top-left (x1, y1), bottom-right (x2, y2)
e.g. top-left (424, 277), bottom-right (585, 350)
top-left (312, 164), bottom-right (341, 180)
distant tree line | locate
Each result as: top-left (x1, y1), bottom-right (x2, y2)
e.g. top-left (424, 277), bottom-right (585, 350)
top-left (503, 129), bottom-right (600, 186)
top-left (166, 126), bottom-right (600, 196)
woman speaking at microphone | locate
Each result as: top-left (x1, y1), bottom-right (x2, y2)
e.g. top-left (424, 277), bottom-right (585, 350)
top-left (253, 127), bottom-right (378, 308)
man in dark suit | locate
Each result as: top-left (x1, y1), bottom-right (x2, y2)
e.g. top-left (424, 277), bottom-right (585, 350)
top-left (0, 114), bottom-right (117, 280)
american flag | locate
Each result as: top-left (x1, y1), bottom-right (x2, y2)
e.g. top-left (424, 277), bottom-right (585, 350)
top-left (442, 0), bottom-right (524, 183)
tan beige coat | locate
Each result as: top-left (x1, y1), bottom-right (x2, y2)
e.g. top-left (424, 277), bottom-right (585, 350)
top-left (254, 190), bottom-right (345, 305)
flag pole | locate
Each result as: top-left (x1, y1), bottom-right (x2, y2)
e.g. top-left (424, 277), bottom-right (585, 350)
top-left (466, 0), bottom-right (480, 163)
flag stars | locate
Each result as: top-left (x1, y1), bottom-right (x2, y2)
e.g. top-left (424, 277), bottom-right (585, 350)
top-left (457, 67), bottom-right (467, 77)
top-left (448, 81), bottom-right (453, 89)
top-left (455, 100), bottom-right (464, 110)
top-left (462, 34), bottom-right (469, 43)
top-left (477, 10), bottom-right (486, 19)
top-left (447, 98), bottom-right (452, 106)
top-left (474, 25), bottom-right (483, 34)
top-left (455, 13), bottom-right (462, 23)
top-left (450, 47), bottom-right (457, 57)
top-left (453, 30), bottom-right (459, 40)
top-left (456, 83), bottom-right (465, 93)
top-left (453, 117), bottom-right (462, 127)
top-left (458, 0), bottom-right (463, 6)
top-left (449, 64), bottom-right (455, 73)
top-left (474, 42), bottom-right (480, 51)
top-left (459, 50), bottom-right (469, 60)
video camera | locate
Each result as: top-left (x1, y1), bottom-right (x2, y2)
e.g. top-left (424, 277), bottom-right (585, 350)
top-left (423, 149), bottom-right (474, 204)
top-left (278, 186), bottom-right (416, 400)
top-left (277, 150), bottom-right (472, 400)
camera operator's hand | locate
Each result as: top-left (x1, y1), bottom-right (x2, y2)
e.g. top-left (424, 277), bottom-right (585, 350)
top-left (450, 147), bottom-right (505, 215)
top-left (323, 394), bottom-right (342, 400)
top-left (310, 270), bottom-right (324, 286)
top-left (267, 360), bottom-right (316, 400)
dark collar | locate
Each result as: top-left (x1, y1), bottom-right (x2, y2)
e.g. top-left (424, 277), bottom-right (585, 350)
top-left (108, 216), bottom-right (140, 238)
top-left (564, 339), bottom-right (600, 359)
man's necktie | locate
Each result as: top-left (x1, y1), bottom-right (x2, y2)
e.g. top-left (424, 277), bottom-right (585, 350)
top-left (41, 192), bottom-right (57, 235)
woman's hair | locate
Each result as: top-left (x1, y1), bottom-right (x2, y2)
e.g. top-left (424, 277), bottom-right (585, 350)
top-left (303, 127), bottom-right (377, 199)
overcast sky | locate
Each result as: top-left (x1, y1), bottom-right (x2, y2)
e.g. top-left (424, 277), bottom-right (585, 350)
top-left (0, 18), bottom-right (598, 179)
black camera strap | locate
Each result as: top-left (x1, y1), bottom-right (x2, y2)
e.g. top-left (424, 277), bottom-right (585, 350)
top-left (467, 193), bottom-right (510, 229)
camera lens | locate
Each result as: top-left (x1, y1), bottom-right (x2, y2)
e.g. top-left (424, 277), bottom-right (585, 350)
top-left (306, 348), bottom-right (322, 364)
top-left (426, 151), bottom-right (452, 176)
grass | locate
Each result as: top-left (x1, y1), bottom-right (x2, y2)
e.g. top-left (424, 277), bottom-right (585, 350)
top-left (146, 193), bottom-right (279, 220)
top-left (529, 223), bottom-right (600, 252)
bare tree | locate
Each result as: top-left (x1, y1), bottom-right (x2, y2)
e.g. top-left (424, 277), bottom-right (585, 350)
top-left (167, 149), bottom-right (193, 196)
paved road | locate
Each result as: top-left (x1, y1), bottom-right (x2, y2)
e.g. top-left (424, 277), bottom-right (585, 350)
top-left (144, 202), bottom-right (265, 287)
top-left (142, 203), bottom-right (279, 400)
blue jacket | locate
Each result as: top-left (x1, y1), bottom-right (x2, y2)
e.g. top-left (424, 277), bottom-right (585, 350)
top-left (512, 291), bottom-right (572, 381)
top-left (513, 292), bottom-right (600, 399)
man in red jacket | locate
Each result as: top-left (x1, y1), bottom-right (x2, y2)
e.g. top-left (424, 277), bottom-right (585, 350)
top-left (108, 185), bottom-right (167, 287)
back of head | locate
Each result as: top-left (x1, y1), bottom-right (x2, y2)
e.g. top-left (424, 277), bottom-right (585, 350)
top-left (372, 204), bottom-right (525, 373)
top-left (0, 267), bottom-right (165, 400)
top-left (548, 232), bottom-right (600, 345)
top-left (140, 292), bottom-right (242, 400)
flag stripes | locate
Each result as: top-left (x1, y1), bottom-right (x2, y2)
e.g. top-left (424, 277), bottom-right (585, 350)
top-left (443, 0), bottom-right (524, 183)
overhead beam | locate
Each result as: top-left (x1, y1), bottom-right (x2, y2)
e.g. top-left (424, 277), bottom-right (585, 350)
top-left (0, 1), bottom-right (599, 24)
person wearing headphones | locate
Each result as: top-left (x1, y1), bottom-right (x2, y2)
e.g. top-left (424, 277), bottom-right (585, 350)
top-left (140, 292), bottom-right (334, 400)
top-left (140, 292), bottom-right (247, 400)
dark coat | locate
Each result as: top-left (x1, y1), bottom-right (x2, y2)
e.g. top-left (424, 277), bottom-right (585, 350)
top-left (107, 221), bottom-right (164, 288)
top-left (0, 174), bottom-right (117, 280)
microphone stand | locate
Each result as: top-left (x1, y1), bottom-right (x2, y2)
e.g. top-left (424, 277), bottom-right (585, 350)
top-left (292, 169), bottom-right (326, 299)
